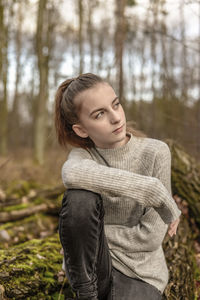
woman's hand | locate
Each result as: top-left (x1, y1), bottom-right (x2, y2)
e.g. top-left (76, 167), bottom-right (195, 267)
top-left (168, 217), bottom-right (180, 237)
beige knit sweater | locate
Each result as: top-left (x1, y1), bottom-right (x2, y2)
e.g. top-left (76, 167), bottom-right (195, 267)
top-left (61, 132), bottom-right (182, 294)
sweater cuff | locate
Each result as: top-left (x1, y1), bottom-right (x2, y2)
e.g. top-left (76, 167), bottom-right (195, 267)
top-left (154, 205), bottom-right (182, 224)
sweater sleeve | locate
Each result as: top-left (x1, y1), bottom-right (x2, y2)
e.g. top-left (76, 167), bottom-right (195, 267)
top-left (151, 141), bottom-right (182, 221)
top-left (61, 146), bottom-right (181, 224)
top-left (105, 142), bottom-right (180, 252)
top-left (152, 141), bottom-right (173, 195)
top-left (105, 207), bottom-right (168, 252)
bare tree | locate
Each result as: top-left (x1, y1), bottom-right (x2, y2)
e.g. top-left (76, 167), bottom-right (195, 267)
top-left (115, 0), bottom-right (127, 107)
top-left (150, 0), bottom-right (159, 99)
top-left (0, 0), bottom-right (9, 155)
top-left (179, 2), bottom-right (188, 103)
top-left (160, 0), bottom-right (169, 99)
top-left (197, 0), bottom-right (200, 155)
top-left (10, 2), bottom-right (24, 147)
top-left (87, 1), bottom-right (99, 72)
top-left (139, 3), bottom-right (151, 101)
top-left (78, 0), bottom-right (84, 74)
top-left (34, 0), bottom-right (55, 164)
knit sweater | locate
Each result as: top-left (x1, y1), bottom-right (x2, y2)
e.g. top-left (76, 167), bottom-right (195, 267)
top-left (61, 132), bottom-right (182, 294)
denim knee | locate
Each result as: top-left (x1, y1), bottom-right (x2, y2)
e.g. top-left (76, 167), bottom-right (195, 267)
top-left (60, 189), bottom-right (104, 227)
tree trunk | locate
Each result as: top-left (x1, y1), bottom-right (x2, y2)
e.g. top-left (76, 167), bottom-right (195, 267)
top-left (87, 1), bottom-right (98, 72)
top-left (160, 0), bottom-right (169, 99)
top-left (78, 0), bottom-right (84, 74)
top-left (34, 0), bottom-right (50, 165)
top-left (115, 0), bottom-right (127, 108)
top-left (0, 0), bottom-right (8, 156)
top-left (10, 2), bottom-right (23, 148)
top-left (179, 2), bottom-right (188, 103)
top-left (196, 1), bottom-right (200, 158)
top-left (150, 0), bottom-right (159, 100)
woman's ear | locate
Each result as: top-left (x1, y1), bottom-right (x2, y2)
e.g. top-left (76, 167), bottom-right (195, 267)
top-left (72, 124), bottom-right (89, 138)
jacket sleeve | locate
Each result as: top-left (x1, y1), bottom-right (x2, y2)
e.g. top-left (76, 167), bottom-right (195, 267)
top-left (62, 145), bottom-right (181, 225)
top-left (105, 142), bottom-right (180, 252)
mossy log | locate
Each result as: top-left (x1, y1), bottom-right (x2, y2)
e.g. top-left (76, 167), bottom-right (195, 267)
top-left (0, 234), bottom-right (73, 300)
top-left (0, 213), bottom-right (198, 299)
top-left (166, 139), bottom-right (200, 225)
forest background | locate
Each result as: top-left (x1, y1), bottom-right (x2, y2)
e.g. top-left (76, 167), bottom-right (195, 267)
top-left (0, 0), bottom-right (200, 187)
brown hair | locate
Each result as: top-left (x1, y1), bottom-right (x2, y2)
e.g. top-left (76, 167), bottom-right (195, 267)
top-left (54, 73), bottom-right (147, 149)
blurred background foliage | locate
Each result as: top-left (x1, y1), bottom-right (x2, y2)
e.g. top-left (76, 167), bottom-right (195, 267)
top-left (0, 0), bottom-right (200, 177)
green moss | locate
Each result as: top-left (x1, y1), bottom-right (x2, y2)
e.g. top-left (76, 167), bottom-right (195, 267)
top-left (0, 221), bottom-right (14, 230)
top-left (0, 234), bottom-right (74, 299)
top-left (33, 197), bottom-right (44, 205)
top-left (2, 203), bottom-right (29, 212)
top-left (5, 180), bottom-right (39, 197)
top-left (51, 292), bottom-right (65, 300)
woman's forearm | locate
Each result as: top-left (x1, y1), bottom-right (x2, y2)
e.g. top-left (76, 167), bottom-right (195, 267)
top-left (62, 148), bottom-right (181, 224)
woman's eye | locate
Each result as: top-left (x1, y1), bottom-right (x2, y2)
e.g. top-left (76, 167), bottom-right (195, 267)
top-left (115, 102), bottom-right (120, 108)
top-left (95, 112), bottom-right (104, 119)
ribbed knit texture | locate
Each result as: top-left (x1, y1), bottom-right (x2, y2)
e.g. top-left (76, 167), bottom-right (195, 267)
top-left (61, 132), bottom-right (182, 294)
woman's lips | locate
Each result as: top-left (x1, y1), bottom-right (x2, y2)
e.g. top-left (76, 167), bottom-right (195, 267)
top-left (113, 124), bottom-right (124, 133)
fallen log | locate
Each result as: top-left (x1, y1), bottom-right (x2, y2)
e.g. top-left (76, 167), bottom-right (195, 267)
top-left (0, 182), bottom-right (65, 208)
top-left (0, 213), bottom-right (58, 249)
top-left (167, 139), bottom-right (200, 225)
top-left (0, 201), bottom-right (60, 223)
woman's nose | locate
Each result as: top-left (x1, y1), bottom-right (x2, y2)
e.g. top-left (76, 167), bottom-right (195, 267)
top-left (110, 110), bottom-right (121, 124)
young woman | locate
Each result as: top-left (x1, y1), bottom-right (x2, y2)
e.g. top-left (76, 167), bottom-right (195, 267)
top-left (55, 73), bottom-right (181, 300)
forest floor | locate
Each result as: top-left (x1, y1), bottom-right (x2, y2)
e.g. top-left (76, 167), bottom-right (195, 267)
top-left (0, 147), bottom-right (71, 189)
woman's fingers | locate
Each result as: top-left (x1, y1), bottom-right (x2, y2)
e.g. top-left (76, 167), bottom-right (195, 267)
top-left (168, 217), bottom-right (180, 237)
top-left (168, 229), bottom-right (175, 237)
top-left (168, 223), bottom-right (179, 237)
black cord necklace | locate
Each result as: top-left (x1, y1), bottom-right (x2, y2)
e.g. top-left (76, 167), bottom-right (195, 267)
top-left (93, 147), bottom-right (110, 167)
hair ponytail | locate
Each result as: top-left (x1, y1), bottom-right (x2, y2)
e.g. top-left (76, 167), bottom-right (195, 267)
top-left (54, 73), bottom-right (104, 149)
top-left (54, 79), bottom-right (74, 147)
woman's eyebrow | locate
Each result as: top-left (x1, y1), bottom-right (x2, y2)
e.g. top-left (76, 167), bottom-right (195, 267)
top-left (89, 96), bottom-right (119, 117)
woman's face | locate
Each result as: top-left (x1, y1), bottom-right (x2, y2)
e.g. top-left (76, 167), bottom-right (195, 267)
top-left (72, 82), bottom-right (128, 149)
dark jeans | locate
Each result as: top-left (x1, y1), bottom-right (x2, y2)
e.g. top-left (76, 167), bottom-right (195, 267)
top-left (59, 189), bottom-right (162, 300)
